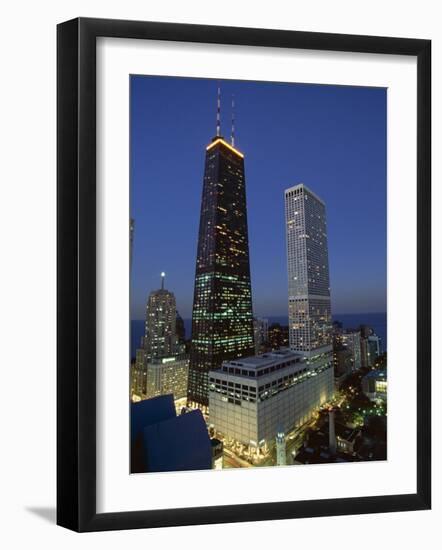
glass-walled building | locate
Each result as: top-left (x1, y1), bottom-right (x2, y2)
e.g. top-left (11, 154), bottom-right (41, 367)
top-left (188, 136), bottom-right (255, 409)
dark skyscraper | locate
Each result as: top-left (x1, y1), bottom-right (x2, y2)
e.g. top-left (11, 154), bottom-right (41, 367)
top-left (176, 311), bottom-right (186, 345)
top-left (187, 89), bottom-right (255, 409)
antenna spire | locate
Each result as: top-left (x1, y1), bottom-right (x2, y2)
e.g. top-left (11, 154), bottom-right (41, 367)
top-left (160, 272), bottom-right (165, 290)
top-left (216, 84), bottom-right (221, 137)
top-left (231, 95), bottom-right (235, 147)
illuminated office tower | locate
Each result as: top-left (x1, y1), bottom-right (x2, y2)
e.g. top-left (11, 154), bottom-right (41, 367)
top-left (285, 184), bottom-right (333, 381)
top-left (145, 355), bottom-right (189, 401)
top-left (188, 88), bottom-right (254, 409)
top-left (145, 272), bottom-right (177, 360)
top-left (130, 349), bottom-right (147, 401)
top-left (254, 317), bottom-right (269, 354)
top-left (367, 334), bottom-right (381, 366)
top-left (341, 330), bottom-right (362, 371)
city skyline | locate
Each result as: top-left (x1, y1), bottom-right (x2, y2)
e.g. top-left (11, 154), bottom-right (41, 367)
top-left (130, 78), bottom-right (387, 470)
top-left (130, 76), bottom-right (386, 320)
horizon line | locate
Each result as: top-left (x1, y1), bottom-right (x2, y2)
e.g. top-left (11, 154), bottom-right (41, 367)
top-left (131, 311), bottom-right (387, 322)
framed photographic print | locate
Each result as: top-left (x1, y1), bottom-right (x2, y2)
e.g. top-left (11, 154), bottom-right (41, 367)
top-left (57, 17), bottom-right (431, 532)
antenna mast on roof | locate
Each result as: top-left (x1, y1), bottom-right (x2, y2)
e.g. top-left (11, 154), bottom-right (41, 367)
top-left (216, 83), bottom-right (221, 137)
top-left (231, 95), bottom-right (235, 147)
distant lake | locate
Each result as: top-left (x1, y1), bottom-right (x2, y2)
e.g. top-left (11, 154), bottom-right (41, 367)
top-left (334, 312), bottom-right (386, 351)
top-left (131, 312), bottom-right (386, 360)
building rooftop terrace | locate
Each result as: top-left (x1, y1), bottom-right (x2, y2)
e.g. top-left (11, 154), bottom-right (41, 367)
top-left (224, 349), bottom-right (303, 370)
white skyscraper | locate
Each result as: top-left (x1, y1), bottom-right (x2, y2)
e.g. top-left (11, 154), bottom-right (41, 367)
top-left (285, 184), bottom-right (333, 376)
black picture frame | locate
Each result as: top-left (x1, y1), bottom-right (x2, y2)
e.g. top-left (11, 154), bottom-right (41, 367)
top-left (57, 17), bottom-right (431, 532)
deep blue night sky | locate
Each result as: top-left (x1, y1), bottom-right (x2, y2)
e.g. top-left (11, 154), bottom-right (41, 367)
top-left (130, 76), bottom-right (386, 321)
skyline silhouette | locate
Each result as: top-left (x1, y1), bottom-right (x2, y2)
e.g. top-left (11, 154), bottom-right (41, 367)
top-left (130, 76), bottom-right (387, 320)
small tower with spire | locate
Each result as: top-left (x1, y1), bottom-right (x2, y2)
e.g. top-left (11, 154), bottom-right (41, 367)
top-left (276, 430), bottom-right (287, 466)
top-left (144, 271), bottom-right (177, 360)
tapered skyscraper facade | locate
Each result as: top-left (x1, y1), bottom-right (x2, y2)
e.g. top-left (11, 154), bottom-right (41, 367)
top-left (285, 184), bottom-right (333, 358)
top-left (188, 101), bottom-right (254, 408)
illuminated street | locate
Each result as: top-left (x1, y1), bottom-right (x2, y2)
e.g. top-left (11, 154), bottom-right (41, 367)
top-left (211, 363), bottom-right (387, 468)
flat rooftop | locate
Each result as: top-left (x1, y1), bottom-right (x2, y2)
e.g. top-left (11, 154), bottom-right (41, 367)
top-left (363, 369), bottom-right (387, 380)
top-left (223, 349), bottom-right (303, 370)
top-left (209, 349), bottom-right (306, 380)
top-left (284, 183), bottom-right (325, 206)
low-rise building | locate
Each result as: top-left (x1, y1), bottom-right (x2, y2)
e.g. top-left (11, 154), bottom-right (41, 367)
top-left (335, 423), bottom-right (361, 454)
top-left (362, 370), bottom-right (387, 401)
top-left (208, 349), bottom-right (334, 451)
top-left (145, 354), bottom-right (189, 401)
top-left (131, 395), bottom-right (212, 473)
top-left (293, 428), bottom-right (357, 465)
top-left (130, 349), bottom-right (148, 400)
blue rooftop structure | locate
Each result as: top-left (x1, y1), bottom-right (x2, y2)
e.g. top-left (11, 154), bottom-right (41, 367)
top-left (142, 409), bottom-right (212, 472)
top-left (364, 369), bottom-right (387, 379)
top-left (130, 394), bottom-right (175, 444)
top-left (131, 395), bottom-right (213, 473)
